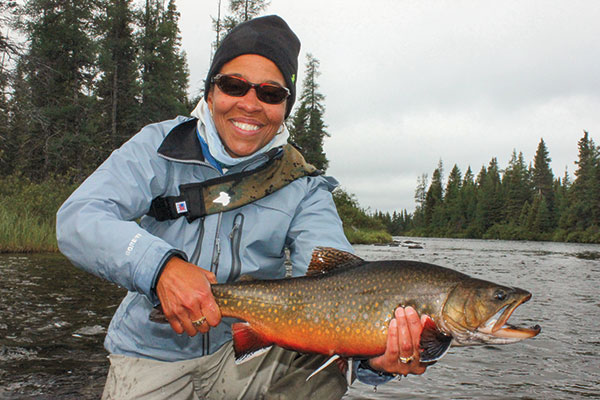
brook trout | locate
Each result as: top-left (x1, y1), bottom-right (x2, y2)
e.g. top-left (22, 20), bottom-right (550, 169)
top-left (152, 247), bottom-right (540, 364)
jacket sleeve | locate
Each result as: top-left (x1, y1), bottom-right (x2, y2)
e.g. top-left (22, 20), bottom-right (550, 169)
top-left (56, 121), bottom-right (183, 304)
top-left (285, 175), bottom-right (353, 276)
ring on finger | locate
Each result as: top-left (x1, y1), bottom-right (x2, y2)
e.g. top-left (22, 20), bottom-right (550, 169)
top-left (192, 316), bottom-right (207, 327)
top-left (399, 355), bottom-right (414, 364)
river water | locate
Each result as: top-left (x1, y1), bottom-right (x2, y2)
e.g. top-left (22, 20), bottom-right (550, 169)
top-left (1, 237), bottom-right (599, 399)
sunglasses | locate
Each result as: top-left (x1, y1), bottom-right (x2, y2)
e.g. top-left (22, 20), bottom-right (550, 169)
top-left (211, 74), bottom-right (290, 105)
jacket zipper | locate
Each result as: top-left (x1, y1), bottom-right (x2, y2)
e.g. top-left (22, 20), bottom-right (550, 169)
top-left (227, 213), bottom-right (244, 283)
top-left (203, 211), bottom-right (223, 355)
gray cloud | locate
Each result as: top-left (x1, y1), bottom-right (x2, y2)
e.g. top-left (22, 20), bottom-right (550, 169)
top-left (178, 0), bottom-right (600, 212)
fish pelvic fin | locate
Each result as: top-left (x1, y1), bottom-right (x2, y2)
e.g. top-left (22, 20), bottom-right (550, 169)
top-left (307, 247), bottom-right (364, 276)
top-left (419, 317), bottom-right (452, 363)
top-left (232, 322), bottom-right (273, 363)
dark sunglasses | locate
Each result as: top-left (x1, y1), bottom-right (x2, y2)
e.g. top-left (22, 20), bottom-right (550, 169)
top-left (211, 74), bottom-right (290, 105)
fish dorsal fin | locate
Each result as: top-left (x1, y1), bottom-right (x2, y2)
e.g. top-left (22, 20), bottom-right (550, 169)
top-left (306, 247), bottom-right (364, 276)
top-left (237, 274), bottom-right (256, 282)
top-left (419, 317), bottom-right (453, 363)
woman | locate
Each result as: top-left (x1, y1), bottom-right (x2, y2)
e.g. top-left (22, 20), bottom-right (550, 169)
top-left (57, 15), bottom-right (428, 399)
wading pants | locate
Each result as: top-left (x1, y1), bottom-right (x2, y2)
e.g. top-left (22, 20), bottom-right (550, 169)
top-left (101, 341), bottom-right (347, 400)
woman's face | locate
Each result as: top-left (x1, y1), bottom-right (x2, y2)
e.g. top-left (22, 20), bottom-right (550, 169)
top-left (207, 54), bottom-right (287, 158)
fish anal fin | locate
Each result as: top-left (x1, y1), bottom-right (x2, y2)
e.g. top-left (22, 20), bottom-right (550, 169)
top-left (307, 247), bottom-right (364, 276)
top-left (419, 317), bottom-right (452, 363)
top-left (232, 322), bottom-right (273, 363)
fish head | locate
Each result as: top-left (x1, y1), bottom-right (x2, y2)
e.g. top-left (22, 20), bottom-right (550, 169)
top-left (440, 278), bottom-right (541, 346)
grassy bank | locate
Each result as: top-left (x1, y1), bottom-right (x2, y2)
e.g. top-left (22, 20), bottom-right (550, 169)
top-left (0, 177), bottom-right (392, 253)
top-left (333, 188), bottom-right (393, 245)
top-left (343, 228), bottom-right (392, 245)
top-left (0, 175), bottom-right (78, 253)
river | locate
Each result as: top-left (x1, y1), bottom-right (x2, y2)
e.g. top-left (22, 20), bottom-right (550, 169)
top-left (1, 237), bottom-right (599, 399)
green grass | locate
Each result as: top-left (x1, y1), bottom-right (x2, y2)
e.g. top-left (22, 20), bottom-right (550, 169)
top-left (0, 207), bottom-right (58, 252)
top-left (343, 227), bottom-right (392, 245)
top-left (0, 175), bottom-right (78, 253)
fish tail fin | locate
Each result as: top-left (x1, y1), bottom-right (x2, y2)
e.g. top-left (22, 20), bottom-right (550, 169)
top-left (419, 317), bottom-right (452, 363)
top-left (232, 322), bottom-right (273, 363)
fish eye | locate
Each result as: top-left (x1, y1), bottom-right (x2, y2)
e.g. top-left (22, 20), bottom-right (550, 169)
top-left (494, 290), bottom-right (507, 301)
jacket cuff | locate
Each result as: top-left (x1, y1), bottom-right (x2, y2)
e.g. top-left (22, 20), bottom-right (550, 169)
top-left (149, 249), bottom-right (188, 305)
top-left (355, 359), bottom-right (397, 385)
top-left (134, 244), bottom-right (188, 305)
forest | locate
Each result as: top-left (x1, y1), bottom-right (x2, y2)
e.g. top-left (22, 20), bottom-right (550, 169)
top-left (0, 0), bottom-right (390, 251)
top-left (374, 133), bottom-right (600, 243)
top-left (1, 1), bottom-right (597, 250)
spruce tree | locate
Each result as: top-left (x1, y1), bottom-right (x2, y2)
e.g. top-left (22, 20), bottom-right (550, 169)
top-left (412, 173), bottom-right (428, 229)
top-left (532, 138), bottom-right (555, 225)
top-left (444, 164), bottom-right (463, 233)
top-left (288, 54), bottom-right (329, 171)
top-left (424, 160), bottom-right (444, 229)
top-left (503, 149), bottom-right (532, 223)
top-left (139, 0), bottom-right (189, 125)
top-left (17, 0), bottom-right (98, 179)
top-left (564, 131), bottom-right (600, 230)
top-left (475, 158), bottom-right (503, 233)
top-left (212, 0), bottom-right (270, 52)
top-left (95, 0), bottom-right (140, 155)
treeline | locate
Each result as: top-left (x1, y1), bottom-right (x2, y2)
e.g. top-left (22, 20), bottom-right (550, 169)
top-left (0, 0), bottom-right (390, 251)
top-left (374, 132), bottom-right (600, 243)
top-left (0, 0), bottom-right (190, 182)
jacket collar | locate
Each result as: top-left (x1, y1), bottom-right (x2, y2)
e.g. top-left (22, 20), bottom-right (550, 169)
top-left (157, 118), bottom-right (205, 163)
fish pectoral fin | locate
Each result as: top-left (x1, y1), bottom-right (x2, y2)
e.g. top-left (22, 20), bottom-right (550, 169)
top-left (419, 318), bottom-right (452, 363)
top-left (306, 355), bottom-right (341, 381)
top-left (232, 322), bottom-right (273, 364)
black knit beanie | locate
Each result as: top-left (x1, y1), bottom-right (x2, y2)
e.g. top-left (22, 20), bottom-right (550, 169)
top-left (204, 15), bottom-right (301, 118)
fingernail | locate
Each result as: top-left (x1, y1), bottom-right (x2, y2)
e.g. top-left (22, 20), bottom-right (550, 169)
top-left (405, 306), bottom-right (416, 316)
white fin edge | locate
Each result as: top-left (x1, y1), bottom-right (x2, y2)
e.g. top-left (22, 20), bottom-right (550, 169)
top-left (306, 355), bottom-right (340, 381)
top-left (234, 346), bottom-right (273, 365)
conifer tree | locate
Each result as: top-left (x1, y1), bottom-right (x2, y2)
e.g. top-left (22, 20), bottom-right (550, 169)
top-left (444, 164), bottom-right (463, 233)
top-left (288, 54), bottom-right (329, 171)
top-left (95, 0), bottom-right (140, 155)
top-left (475, 158), bottom-right (503, 232)
top-left (212, 0), bottom-right (270, 52)
top-left (17, 0), bottom-right (98, 179)
top-left (563, 131), bottom-right (600, 230)
top-left (412, 173), bottom-right (428, 228)
top-left (139, 0), bottom-right (189, 125)
top-left (424, 160), bottom-right (444, 228)
top-left (532, 138), bottom-right (555, 224)
top-left (503, 149), bottom-right (532, 223)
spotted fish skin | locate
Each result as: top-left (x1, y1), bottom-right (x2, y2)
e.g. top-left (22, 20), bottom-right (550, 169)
top-left (150, 247), bottom-right (541, 362)
top-left (213, 260), bottom-right (458, 358)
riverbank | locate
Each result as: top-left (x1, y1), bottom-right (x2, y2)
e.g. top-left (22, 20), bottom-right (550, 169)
top-left (1, 176), bottom-right (391, 253)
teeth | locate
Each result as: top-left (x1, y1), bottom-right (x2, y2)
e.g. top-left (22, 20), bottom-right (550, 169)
top-left (232, 121), bottom-right (260, 132)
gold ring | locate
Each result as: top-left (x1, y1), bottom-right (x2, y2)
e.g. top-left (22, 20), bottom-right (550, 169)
top-left (192, 316), bottom-right (206, 327)
top-left (399, 356), bottom-right (414, 364)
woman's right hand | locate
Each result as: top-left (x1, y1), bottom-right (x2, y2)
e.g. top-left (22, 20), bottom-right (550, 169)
top-left (156, 257), bottom-right (222, 336)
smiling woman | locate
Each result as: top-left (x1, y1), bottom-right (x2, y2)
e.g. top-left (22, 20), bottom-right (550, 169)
top-left (206, 54), bottom-right (287, 157)
top-left (56, 14), bottom-right (432, 400)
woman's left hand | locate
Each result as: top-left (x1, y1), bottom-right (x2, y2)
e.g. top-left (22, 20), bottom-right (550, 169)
top-left (366, 306), bottom-right (430, 376)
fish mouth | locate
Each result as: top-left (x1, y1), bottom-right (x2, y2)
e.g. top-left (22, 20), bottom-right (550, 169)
top-left (477, 293), bottom-right (541, 339)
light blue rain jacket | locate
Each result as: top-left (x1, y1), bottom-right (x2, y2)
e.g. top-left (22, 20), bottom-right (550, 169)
top-left (56, 116), bottom-right (353, 362)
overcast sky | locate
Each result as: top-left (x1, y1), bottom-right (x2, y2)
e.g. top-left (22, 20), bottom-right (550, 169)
top-left (176, 0), bottom-right (600, 213)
